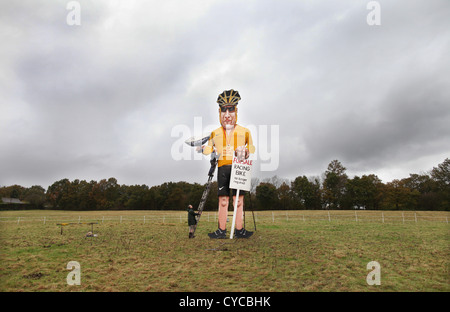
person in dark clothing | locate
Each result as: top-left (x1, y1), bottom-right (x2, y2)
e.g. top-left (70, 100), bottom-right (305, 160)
top-left (187, 204), bottom-right (199, 238)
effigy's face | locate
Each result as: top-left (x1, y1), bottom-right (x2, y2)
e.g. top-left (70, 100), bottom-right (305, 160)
top-left (220, 106), bottom-right (237, 130)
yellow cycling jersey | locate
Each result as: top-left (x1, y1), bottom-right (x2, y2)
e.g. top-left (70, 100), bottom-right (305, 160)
top-left (202, 125), bottom-right (255, 167)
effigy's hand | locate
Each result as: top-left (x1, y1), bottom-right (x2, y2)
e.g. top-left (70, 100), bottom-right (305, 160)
top-left (235, 146), bottom-right (248, 161)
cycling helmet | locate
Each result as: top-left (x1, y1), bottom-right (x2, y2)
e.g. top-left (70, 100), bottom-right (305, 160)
top-left (217, 89), bottom-right (241, 106)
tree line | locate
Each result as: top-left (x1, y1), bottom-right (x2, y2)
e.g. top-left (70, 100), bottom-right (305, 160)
top-left (1, 159), bottom-right (448, 211)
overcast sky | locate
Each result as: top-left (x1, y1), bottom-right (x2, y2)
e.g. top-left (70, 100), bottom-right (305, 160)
top-left (1, 0), bottom-right (449, 190)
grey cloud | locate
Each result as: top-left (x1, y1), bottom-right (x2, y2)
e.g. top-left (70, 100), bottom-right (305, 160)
top-left (1, 0), bottom-right (449, 189)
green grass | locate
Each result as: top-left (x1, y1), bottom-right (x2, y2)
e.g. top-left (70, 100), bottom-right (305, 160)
top-left (0, 210), bottom-right (448, 292)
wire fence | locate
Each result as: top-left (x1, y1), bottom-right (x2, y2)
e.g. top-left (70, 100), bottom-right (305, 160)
top-left (262, 211), bottom-right (449, 224)
top-left (0, 211), bottom-right (448, 225)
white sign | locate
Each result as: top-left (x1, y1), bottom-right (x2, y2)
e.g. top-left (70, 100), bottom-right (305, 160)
top-left (229, 157), bottom-right (253, 191)
top-left (229, 156), bottom-right (253, 239)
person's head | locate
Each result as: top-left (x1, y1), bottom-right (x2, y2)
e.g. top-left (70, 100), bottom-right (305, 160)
top-left (217, 90), bottom-right (240, 130)
top-left (188, 205), bottom-right (193, 209)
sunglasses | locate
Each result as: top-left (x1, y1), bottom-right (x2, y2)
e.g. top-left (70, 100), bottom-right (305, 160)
top-left (220, 106), bottom-right (236, 113)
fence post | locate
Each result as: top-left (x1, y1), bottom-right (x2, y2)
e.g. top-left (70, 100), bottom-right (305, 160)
top-left (355, 211), bottom-right (358, 222)
top-left (414, 213), bottom-right (417, 223)
top-left (144, 216), bottom-right (146, 224)
top-left (102, 216), bottom-right (104, 224)
top-left (286, 212), bottom-right (288, 221)
top-left (78, 216), bottom-right (81, 224)
top-left (272, 212), bottom-right (274, 223)
top-left (328, 211), bottom-right (331, 222)
top-left (43, 217), bottom-right (46, 225)
top-left (17, 217), bottom-right (20, 225)
top-left (402, 213), bottom-right (404, 224)
top-left (381, 212), bottom-right (384, 223)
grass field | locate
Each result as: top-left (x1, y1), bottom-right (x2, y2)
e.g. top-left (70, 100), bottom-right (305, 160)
top-left (0, 210), bottom-right (448, 292)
